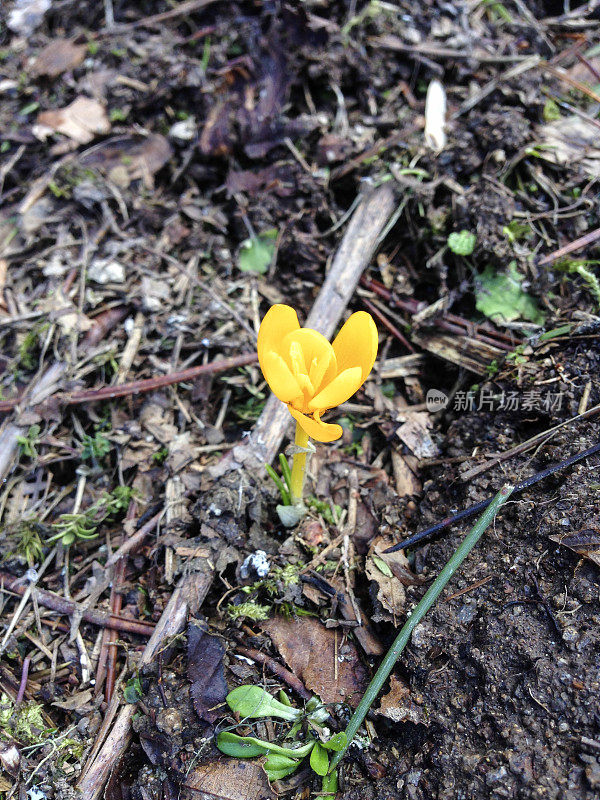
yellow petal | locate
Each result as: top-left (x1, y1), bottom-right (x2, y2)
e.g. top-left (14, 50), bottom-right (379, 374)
top-left (332, 311), bottom-right (378, 380)
top-left (257, 305), bottom-right (300, 371)
top-left (288, 406), bottom-right (343, 443)
top-left (261, 351), bottom-right (303, 403)
top-left (281, 328), bottom-right (335, 377)
top-left (308, 366), bottom-right (363, 411)
top-left (308, 348), bottom-right (336, 394)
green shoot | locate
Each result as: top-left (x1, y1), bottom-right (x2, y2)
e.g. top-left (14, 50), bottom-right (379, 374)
top-left (47, 486), bottom-right (136, 547)
top-left (554, 259), bottom-right (600, 307)
top-left (217, 686), bottom-right (344, 784)
top-left (17, 425), bottom-right (41, 459)
top-left (265, 463), bottom-right (291, 506)
top-left (329, 485), bottom-right (514, 772)
top-left (81, 430), bottom-right (111, 461)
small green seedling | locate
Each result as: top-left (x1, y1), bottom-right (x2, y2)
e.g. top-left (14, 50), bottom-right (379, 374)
top-left (81, 430), bottom-right (111, 462)
top-left (17, 425), bottom-right (41, 459)
top-left (217, 685), bottom-right (344, 787)
top-left (47, 486), bottom-right (136, 546)
top-left (554, 259), bottom-right (600, 307)
top-left (447, 230), bottom-right (476, 256)
top-left (265, 453), bottom-right (293, 506)
top-left (238, 229), bottom-right (278, 274)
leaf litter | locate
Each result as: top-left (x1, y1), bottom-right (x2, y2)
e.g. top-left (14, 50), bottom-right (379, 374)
top-left (0, 1), bottom-right (599, 799)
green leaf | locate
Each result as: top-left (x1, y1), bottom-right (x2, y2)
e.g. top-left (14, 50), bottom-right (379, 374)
top-left (123, 673), bottom-right (143, 704)
top-left (538, 324), bottom-right (572, 342)
top-left (371, 555), bottom-right (393, 578)
top-left (278, 690), bottom-right (292, 707)
top-left (226, 686), bottom-right (300, 721)
top-left (264, 753), bottom-right (302, 781)
top-left (216, 731), bottom-right (313, 760)
top-left (309, 742), bottom-right (329, 776)
top-left (238, 229), bottom-right (278, 274)
top-left (476, 262), bottom-right (545, 325)
top-left (321, 732), bottom-right (347, 752)
top-left (322, 770), bottom-right (339, 795)
top-left (216, 732), bottom-right (267, 758)
top-left (543, 99), bottom-right (561, 121)
top-left (447, 230), bottom-right (476, 256)
top-left (305, 696), bottom-right (329, 724)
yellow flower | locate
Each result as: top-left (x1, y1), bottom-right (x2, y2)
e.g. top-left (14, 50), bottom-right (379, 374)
top-left (257, 304), bottom-right (378, 442)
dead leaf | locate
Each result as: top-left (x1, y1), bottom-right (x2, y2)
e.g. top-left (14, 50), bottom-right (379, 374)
top-left (0, 260), bottom-right (7, 296)
top-left (139, 402), bottom-right (177, 445)
top-left (187, 621), bottom-right (227, 724)
top-left (375, 675), bottom-right (425, 725)
top-left (396, 412), bottom-right (440, 459)
top-left (550, 529), bottom-right (600, 569)
top-left (262, 617), bottom-right (368, 707)
top-left (538, 115), bottom-right (600, 179)
top-left (79, 135), bottom-right (172, 189)
top-left (391, 449), bottom-right (421, 497)
top-left (31, 39), bottom-right (86, 78)
top-left (52, 688), bottom-right (94, 711)
top-left (39, 287), bottom-right (92, 333)
top-left (564, 58), bottom-right (600, 85)
top-left (366, 536), bottom-right (413, 622)
top-left (182, 759), bottom-right (275, 800)
top-left (35, 97), bottom-right (110, 145)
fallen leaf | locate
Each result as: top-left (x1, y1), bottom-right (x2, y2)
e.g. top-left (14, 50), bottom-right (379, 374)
top-left (391, 449), bottom-right (421, 497)
top-left (182, 759), bottom-right (275, 800)
top-left (139, 402), bottom-right (177, 445)
top-left (538, 114), bottom-right (600, 180)
top-left (39, 287), bottom-right (92, 333)
top-left (52, 688), bottom-right (94, 711)
top-left (550, 529), bottom-right (600, 569)
top-left (366, 536), bottom-right (416, 622)
top-left (187, 621), bottom-right (228, 724)
top-left (79, 134), bottom-right (172, 189)
top-left (396, 412), bottom-right (440, 459)
top-left (262, 617), bottom-right (368, 707)
top-left (31, 39), bottom-right (86, 78)
top-left (35, 97), bottom-right (110, 145)
top-left (375, 675), bottom-right (425, 725)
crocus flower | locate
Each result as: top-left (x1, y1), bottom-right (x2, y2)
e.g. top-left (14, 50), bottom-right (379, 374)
top-left (257, 304), bottom-right (378, 443)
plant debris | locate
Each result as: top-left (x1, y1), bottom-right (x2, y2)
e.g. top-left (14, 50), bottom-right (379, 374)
top-left (1, 1), bottom-right (599, 798)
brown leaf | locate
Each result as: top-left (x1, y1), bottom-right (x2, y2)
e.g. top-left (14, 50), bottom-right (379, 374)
top-left (187, 621), bottom-right (227, 724)
top-left (365, 538), bottom-right (407, 622)
top-left (182, 759), bottom-right (275, 800)
top-left (396, 412), bottom-right (440, 459)
top-left (79, 134), bottom-right (172, 188)
top-left (31, 38), bottom-right (86, 78)
top-left (35, 97), bottom-right (110, 144)
top-left (550, 529), bottom-right (600, 568)
top-left (375, 675), bottom-right (425, 725)
top-left (262, 617), bottom-right (369, 707)
top-left (52, 688), bottom-right (94, 711)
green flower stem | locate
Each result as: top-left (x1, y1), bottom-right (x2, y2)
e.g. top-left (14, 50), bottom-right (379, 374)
top-left (290, 422), bottom-right (309, 503)
top-left (329, 484), bottom-right (514, 772)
